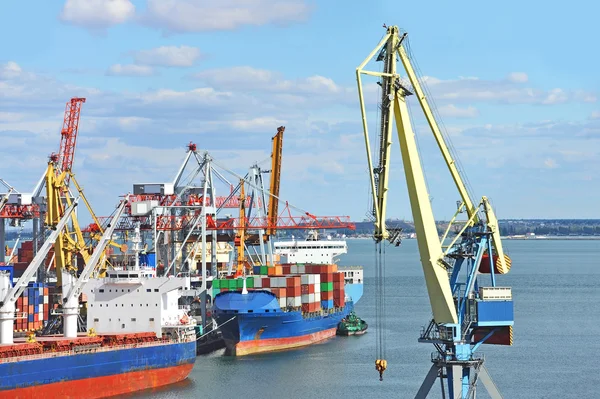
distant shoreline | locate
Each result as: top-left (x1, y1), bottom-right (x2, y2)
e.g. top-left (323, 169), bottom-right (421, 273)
top-left (345, 235), bottom-right (600, 241)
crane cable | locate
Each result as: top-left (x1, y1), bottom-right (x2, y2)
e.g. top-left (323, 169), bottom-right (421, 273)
top-left (375, 240), bottom-right (387, 381)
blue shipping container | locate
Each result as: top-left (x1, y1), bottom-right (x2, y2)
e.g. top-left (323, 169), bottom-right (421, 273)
top-left (477, 300), bottom-right (514, 326)
top-left (321, 299), bottom-right (334, 309)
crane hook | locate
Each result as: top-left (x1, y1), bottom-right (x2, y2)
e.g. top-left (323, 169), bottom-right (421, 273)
top-left (375, 359), bottom-right (387, 381)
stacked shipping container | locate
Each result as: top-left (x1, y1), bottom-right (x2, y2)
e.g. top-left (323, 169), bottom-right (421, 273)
top-left (13, 283), bottom-right (50, 332)
top-left (212, 263), bottom-right (347, 315)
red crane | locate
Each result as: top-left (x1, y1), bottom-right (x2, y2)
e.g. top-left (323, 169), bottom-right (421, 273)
top-left (54, 97), bottom-right (86, 177)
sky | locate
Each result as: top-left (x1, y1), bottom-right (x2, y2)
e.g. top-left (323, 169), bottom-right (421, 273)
top-left (1, 0), bottom-right (600, 225)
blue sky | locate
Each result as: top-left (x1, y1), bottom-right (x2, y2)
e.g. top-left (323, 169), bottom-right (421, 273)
top-left (1, 0), bottom-right (599, 224)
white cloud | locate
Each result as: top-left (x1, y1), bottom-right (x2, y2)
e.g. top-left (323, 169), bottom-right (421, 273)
top-left (193, 66), bottom-right (346, 95)
top-left (132, 46), bottom-right (201, 67)
top-left (142, 0), bottom-right (311, 33)
top-left (541, 88), bottom-right (568, 105)
top-left (106, 64), bottom-right (154, 77)
top-left (0, 62), bottom-right (22, 80)
top-left (422, 75), bottom-right (595, 105)
top-left (59, 0), bottom-right (135, 29)
top-left (437, 104), bottom-right (479, 118)
top-left (0, 112), bottom-right (26, 122)
top-left (507, 72), bottom-right (528, 83)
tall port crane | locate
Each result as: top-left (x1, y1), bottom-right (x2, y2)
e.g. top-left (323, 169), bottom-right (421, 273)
top-left (357, 25), bottom-right (514, 398)
top-left (265, 126), bottom-right (284, 242)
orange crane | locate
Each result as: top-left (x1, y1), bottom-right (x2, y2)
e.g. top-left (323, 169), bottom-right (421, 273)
top-left (233, 179), bottom-right (248, 277)
top-left (265, 126), bottom-right (284, 242)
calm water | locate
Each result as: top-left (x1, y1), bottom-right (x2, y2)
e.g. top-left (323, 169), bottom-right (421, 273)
top-left (122, 239), bottom-right (600, 399)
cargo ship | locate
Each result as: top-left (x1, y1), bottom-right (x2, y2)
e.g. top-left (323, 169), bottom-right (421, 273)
top-left (212, 233), bottom-right (363, 356)
top-left (0, 265), bottom-right (197, 398)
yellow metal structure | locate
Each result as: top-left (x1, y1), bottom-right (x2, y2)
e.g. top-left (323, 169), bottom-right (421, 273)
top-left (356, 25), bottom-right (511, 325)
top-left (265, 126), bottom-right (284, 243)
top-left (44, 161), bottom-right (122, 286)
top-left (234, 179), bottom-right (247, 277)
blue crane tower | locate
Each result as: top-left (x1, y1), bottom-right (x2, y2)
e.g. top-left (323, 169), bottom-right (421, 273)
top-left (356, 25), bottom-right (514, 398)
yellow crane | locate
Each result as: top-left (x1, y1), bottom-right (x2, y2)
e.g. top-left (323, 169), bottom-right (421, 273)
top-left (45, 161), bottom-right (124, 287)
top-left (357, 25), bottom-right (513, 398)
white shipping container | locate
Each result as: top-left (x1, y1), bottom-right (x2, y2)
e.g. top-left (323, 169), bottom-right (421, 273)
top-left (291, 265), bottom-right (298, 274)
top-left (308, 275), bottom-right (315, 285)
top-left (286, 297), bottom-right (301, 307)
top-left (279, 277), bottom-right (287, 287)
top-left (479, 287), bottom-right (512, 300)
top-left (254, 277), bottom-right (262, 288)
top-left (301, 275), bottom-right (310, 285)
top-left (314, 274), bottom-right (321, 284)
top-left (301, 294), bottom-right (310, 303)
top-left (314, 282), bottom-right (321, 293)
top-left (269, 277), bottom-right (278, 288)
top-left (279, 297), bottom-right (286, 309)
top-left (298, 265), bottom-right (305, 274)
top-left (314, 292), bottom-right (321, 302)
top-left (43, 296), bottom-right (48, 303)
top-left (309, 293), bottom-right (315, 303)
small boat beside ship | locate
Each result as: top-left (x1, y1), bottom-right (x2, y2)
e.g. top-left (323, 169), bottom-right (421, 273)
top-left (337, 311), bottom-right (368, 336)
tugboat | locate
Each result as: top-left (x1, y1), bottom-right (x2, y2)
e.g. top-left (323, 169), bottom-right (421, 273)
top-left (336, 311), bottom-right (368, 336)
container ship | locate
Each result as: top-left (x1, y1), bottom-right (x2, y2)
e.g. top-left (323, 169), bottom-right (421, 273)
top-left (0, 264), bottom-right (197, 398)
top-left (212, 233), bottom-right (363, 356)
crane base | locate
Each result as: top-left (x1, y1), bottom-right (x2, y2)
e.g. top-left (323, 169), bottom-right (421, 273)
top-left (415, 359), bottom-right (503, 399)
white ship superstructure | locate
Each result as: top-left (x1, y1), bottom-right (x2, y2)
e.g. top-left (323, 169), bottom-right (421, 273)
top-left (274, 230), bottom-right (347, 264)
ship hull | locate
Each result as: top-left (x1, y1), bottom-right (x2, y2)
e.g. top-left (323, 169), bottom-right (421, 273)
top-left (213, 291), bottom-right (355, 356)
top-left (0, 340), bottom-right (196, 398)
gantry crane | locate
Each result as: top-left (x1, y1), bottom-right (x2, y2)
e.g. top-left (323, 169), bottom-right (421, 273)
top-left (357, 25), bottom-right (513, 398)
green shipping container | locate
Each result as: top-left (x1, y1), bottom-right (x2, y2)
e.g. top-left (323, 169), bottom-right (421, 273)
top-left (260, 266), bottom-right (268, 275)
top-left (237, 279), bottom-right (245, 289)
top-left (212, 279), bottom-right (221, 289)
top-left (246, 277), bottom-right (254, 288)
top-left (321, 282), bottom-right (333, 292)
top-left (229, 279), bottom-right (238, 289)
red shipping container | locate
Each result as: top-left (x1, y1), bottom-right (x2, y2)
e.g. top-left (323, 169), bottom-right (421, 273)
top-left (301, 285), bottom-right (309, 295)
top-left (308, 284), bottom-right (315, 294)
top-left (322, 291), bottom-right (333, 300)
top-left (285, 286), bottom-right (295, 297)
top-left (334, 281), bottom-right (342, 290)
top-left (279, 288), bottom-right (287, 298)
top-left (320, 273), bottom-right (333, 283)
top-left (305, 265), bottom-right (313, 274)
top-left (286, 276), bottom-right (300, 287)
top-left (334, 272), bottom-right (344, 282)
top-left (301, 303), bottom-right (310, 312)
top-left (292, 286), bottom-right (302, 297)
top-left (44, 287), bottom-right (49, 295)
top-left (334, 297), bottom-right (345, 308)
top-left (283, 266), bottom-right (291, 275)
top-left (34, 314), bottom-right (39, 322)
top-left (262, 278), bottom-right (270, 288)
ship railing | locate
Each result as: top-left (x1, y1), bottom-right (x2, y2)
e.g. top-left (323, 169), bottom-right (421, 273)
top-left (0, 339), bottom-right (181, 364)
top-left (338, 266), bottom-right (363, 271)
